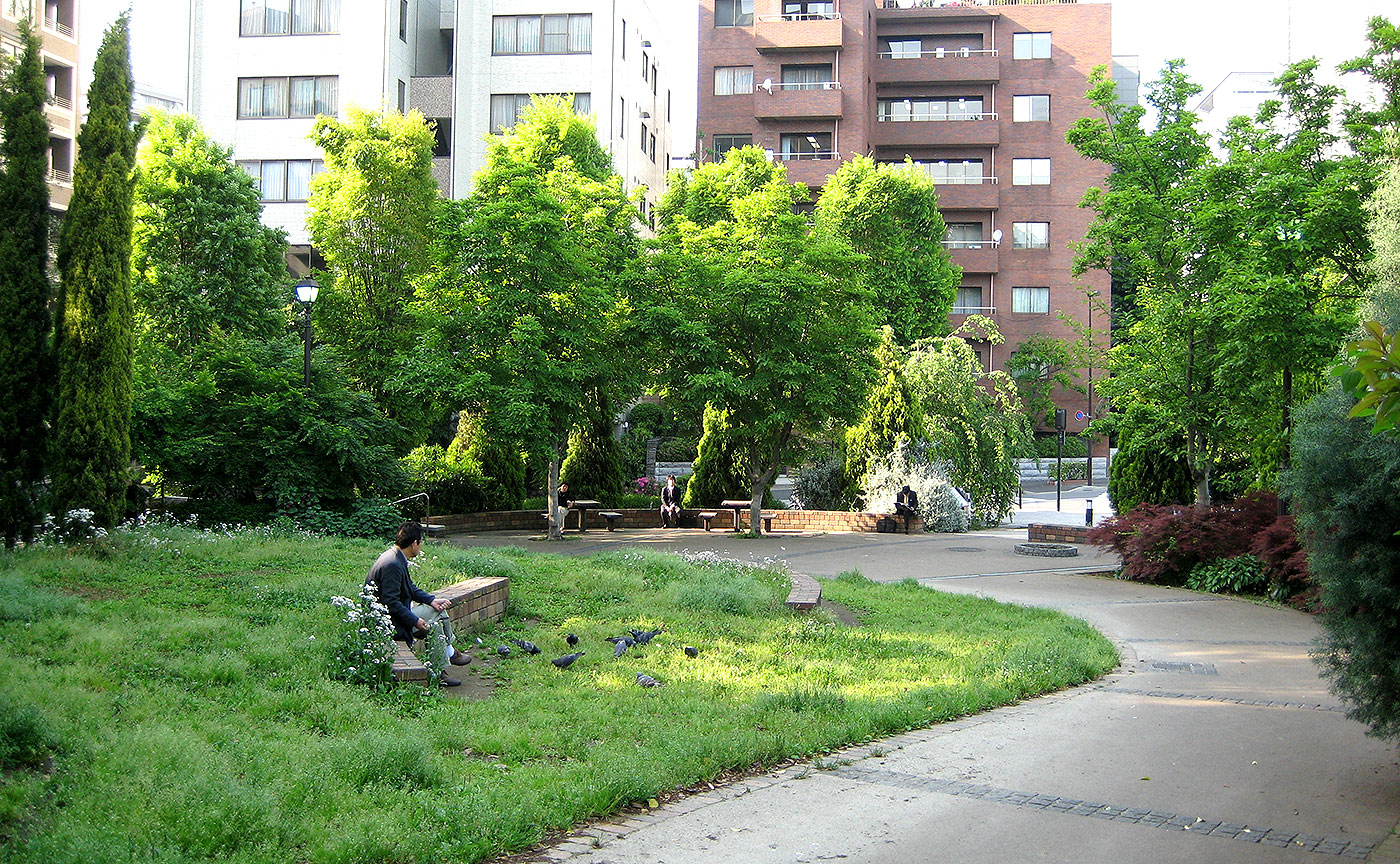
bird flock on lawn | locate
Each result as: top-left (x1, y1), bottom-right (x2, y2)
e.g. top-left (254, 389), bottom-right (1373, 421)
top-left (459, 626), bottom-right (699, 687)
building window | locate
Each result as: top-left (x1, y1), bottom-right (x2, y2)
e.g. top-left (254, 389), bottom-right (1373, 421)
top-left (877, 97), bottom-right (984, 122)
top-left (640, 122), bottom-right (648, 153)
top-left (237, 76), bottom-right (338, 118)
top-left (1013, 95), bottom-right (1050, 122)
top-left (779, 133), bottom-right (832, 160)
top-left (649, 132), bottom-right (657, 163)
top-left (237, 158), bottom-right (325, 202)
top-left (1012, 286), bottom-right (1050, 314)
top-left (782, 1), bottom-right (835, 20)
top-left (714, 66), bottom-right (754, 96)
top-left (492, 14), bottom-right (592, 54)
top-left (398, 0), bottom-right (407, 41)
top-left (944, 223), bottom-right (984, 249)
top-left (1013, 32), bottom-right (1051, 60)
top-left (397, 79), bottom-right (406, 113)
top-left (899, 159), bottom-right (984, 185)
top-left (490, 93), bottom-right (590, 133)
top-left (1013, 222), bottom-right (1049, 249)
top-left (240, 0), bottom-right (340, 36)
top-left (651, 63), bottom-right (658, 94)
top-left (712, 134), bottom-right (752, 157)
top-left (953, 286), bottom-right (983, 313)
top-left (667, 89), bottom-right (672, 121)
top-left (642, 51), bottom-right (649, 81)
top-left (715, 0), bottom-right (753, 28)
top-left (620, 18), bottom-right (626, 58)
top-left (1012, 158), bottom-right (1050, 185)
top-left (619, 97), bottom-right (625, 137)
top-left (781, 64), bottom-right (834, 90)
top-left (884, 38), bottom-right (922, 59)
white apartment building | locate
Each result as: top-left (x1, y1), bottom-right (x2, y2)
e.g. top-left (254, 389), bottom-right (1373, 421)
top-left (185, 0), bottom-right (679, 257)
top-left (2, 0), bottom-right (81, 219)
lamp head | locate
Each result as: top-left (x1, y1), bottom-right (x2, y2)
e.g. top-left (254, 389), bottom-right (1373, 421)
top-left (295, 276), bottom-right (320, 304)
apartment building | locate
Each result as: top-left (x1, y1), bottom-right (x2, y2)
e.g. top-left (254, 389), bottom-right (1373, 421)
top-left (697, 0), bottom-right (1114, 435)
top-left (1, 0), bottom-right (81, 219)
top-left (185, 0), bottom-right (679, 257)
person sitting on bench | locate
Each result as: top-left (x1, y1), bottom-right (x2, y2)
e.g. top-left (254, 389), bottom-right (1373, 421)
top-left (895, 485), bottom-right (919, 534)
top-left (556, 482), bottom-right (575, 531)
top-left (660, 475), bottom-right (682, 528)
top-left (365, 521), bottom-right (469, 686)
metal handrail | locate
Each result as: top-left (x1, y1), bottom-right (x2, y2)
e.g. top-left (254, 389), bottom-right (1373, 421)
top-left (877, 48), bottom-right (998, 59)
top-left (952, 305), bottom-right (997, 314)
top-left (769, 81), bottom-right (842, 91)
top-left (942, 239), bottom-right (999, 249)
top-left (44, 18), bottom-right (75, 39)
top-left (757, 13), bottom-right (841, 22)
top-left (46, 94), bottom-right (72, 110)
top-left (777, 151), bottom-right (840, 161)
top-left (47, 167), bottom-right (72, 184)
top-left (877, 111), bottom-right (997, 122)
top-left (391, 491), bottom-right (433, 521)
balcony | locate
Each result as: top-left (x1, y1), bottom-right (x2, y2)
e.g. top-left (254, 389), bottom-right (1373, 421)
top-left (872, 49), bottom-right (999, 84)
top-left (754, 82), bottom-right (843, 120)
top-left (778, 154), bottom-right (842, 189)
top-left (928, 179), bottom-right (999, 210)
top-left (870, 114), bottom-right (999, 148)
top-left (944, 241), bottom-right (999, 273)
top-left (755, 13), bottom-right (843, 53)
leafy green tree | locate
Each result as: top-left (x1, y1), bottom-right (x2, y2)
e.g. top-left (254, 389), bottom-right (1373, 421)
top-left (421, 97), bottom-right (638, 538)
top-left (684, 403), bottom-right (754, 508)
top-left (1006, 333), bottom-right (1084, 430)
top-left (447, 412), bottom-right (525, 510)
top-left (1106, 430), bottom-right (1196, 514)
top-left (845, 327), bottom-right (923, 500)
top-left (638, 147), bottom-right (879, 532)
top-left (813, 156), bottom-right (960, 343)
top-left (560, 392), bottom-right (627, 507)
top-left (51, 14), bottom-right (139, 528)
top-left (1284, 386), bottom-right (1400, 739)
top-left (307, 107), bottom-right (441, 442)
top-left (0, 16), bottom-right (52, 547)
top-left (1339, 16), bottom-right (1400, 158)
top-left (132, 111), bottom-right (288, 350)
top-left (905, 316), bottom-right (1029, 526)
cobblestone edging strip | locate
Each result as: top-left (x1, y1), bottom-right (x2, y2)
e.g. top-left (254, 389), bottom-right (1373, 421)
top-left (785, 571), bottom-right (822, 611)
top-left (830, 764), bottom-right (1374, 859)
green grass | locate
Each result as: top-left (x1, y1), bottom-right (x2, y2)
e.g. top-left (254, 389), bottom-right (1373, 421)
top-left (0, 525), bottom-right (1117, 864)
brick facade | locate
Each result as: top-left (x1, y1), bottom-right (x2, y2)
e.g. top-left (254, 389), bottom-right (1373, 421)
top-left (698, 0), bottom-right (1113, 437)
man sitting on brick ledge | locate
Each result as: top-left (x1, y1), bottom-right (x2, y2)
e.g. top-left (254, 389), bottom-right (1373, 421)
top-left (365, 522), bottom-right (470, 686)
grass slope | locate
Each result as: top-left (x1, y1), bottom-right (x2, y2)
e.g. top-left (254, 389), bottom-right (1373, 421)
top-left (0, 525), bottom-right (1116, 863)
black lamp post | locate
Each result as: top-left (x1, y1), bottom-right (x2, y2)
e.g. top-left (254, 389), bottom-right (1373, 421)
top-left (1086, 289), bottom-right (1099, 487)
top-left (294, 276), bottom-right (319, 386)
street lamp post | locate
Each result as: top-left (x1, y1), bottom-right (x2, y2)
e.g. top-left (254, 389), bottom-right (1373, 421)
top-left (1086, 290), bottom-right (1099, 488)
top-left (294, 276), bottom-right (319, 386)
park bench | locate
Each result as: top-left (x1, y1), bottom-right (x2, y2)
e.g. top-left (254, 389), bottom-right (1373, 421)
top-left (697, 511), bottom-right (719, 531)
top-left (598, 511), bottom-right (623, 531)
top-left (760, 511), bottom-right (777, 533)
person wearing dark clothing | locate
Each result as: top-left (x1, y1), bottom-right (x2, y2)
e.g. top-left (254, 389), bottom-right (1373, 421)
top-left (895, 485), bottom-right (919, 534)
top-left (365, 522), bottom-right (469, 685)
top-left (555, 482), bottom-right (575, 531)
top-left (660, 475), bottom-right (682, 527)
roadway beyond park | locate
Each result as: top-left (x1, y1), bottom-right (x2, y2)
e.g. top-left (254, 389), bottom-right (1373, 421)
top-left (450, 504), bottom-right (1400, 864)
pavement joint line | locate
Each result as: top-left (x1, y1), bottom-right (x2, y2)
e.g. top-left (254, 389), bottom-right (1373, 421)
top-left (1108, 687), bottom-right (1349, 713)
top-left (828, 764), bottom-right (1376, 858)
top-left (918, 566), bottom-right (1116, 581)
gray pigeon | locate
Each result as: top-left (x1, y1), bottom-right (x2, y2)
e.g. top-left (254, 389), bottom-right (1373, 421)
top-left (613, 640), bottom-right (629, 658)
top-left (635, 673), bottom-right (664, 688)
top-left (496, 644), bottom-right (511, 657)
top-left (512, 639), bottom-right (541, 655)
top-left (552, 652), bottom-right (585, 669)
top-left (604, 635), bottom-right (635, 647)
top-left (566, 632), bottom-right (579, 647)
top-left (683, 645), bottom-right (699, 658)
top-left (631, 627), bottom-right (664, 645)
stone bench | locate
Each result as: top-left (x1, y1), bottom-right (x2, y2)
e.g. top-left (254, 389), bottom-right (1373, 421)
top-left (391, 576), bottom-right (510, 683)
top-left (697, 511), bottom-right (720, 531)
top-left (598, 511), bottom-right (623, 531)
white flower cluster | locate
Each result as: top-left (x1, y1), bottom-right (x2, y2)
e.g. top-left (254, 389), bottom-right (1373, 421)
top-left (327, 587), bottom-right (396, 690)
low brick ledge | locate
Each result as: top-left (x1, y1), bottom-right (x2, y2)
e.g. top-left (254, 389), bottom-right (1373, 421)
top-left (786, 572), bottom-right (822, 612)
top-left (434, 508), bottom-right (923, 535)
top-left (392, 576), bottom-right (510, 683)
top-left (1028, 524), bottom-right (1094, 545)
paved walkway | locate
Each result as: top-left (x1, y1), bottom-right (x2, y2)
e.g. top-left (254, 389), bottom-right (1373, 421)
top-left (448, 527), bottom-right (1400, 864)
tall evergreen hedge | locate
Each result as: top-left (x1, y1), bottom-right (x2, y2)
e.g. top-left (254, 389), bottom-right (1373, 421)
top-left (51, 15), bottom-right (138, 527)
top-left (0, 17), bottom-right (53, 547)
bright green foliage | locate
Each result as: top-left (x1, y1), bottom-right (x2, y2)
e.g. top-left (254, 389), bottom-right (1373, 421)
top-left (1284, 387), bottom-right (1400, 739)
top-left (421, 97), bottom-right (638, 538)
top-left (1365, 161), bottom-right (1400, 329)
top-left (683, 403), bottom-right (755, 507)
top-left (1336, 161), bottom-right (1400, 437)
top-left (1186, 555), bottom-right (1267, 596)
top-left (560, 392), bottom-right (627, 506)
top-left (1340, 321), bottom-right (1400, 435)
top-left (905, 316), bottom-right (1028, 526)
top-left (0, 17), bottom-right (52, 547)
top-left (51, 15), bottom-right (139, 528)
top-left (1106, 430), bottom-right (1196, 514)
top-left (845, 327), bottom-right (922, 499)
top-left (1339, 16), bottom-right (1400, 158)
top-left (132, 111), bottom-right (288, 350)
top-left (638, 148), bottom-right (879, 531)
top-left (813, 156), bottom-right (960, 343)
top-left (1006, 333), bottom-right (1084, 430)
top-left (448, 413), bottom-right (525, 510)
top-left (132, 336), bottom-right (402, 510)
top-left (307, 107), bottom-right (441, 441)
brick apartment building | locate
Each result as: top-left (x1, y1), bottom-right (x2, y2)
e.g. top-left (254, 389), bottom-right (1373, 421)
top-left (698, 0), bottom-right (1115, 436)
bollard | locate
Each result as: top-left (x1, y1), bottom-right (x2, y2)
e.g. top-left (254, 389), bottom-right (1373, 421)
top-left (1086, 501), bottom-right (1094, 526)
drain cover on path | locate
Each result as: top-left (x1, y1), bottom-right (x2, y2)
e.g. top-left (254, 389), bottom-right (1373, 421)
top-left (1149, 660), bottom-right (1219, 676)
top-left (945, 547), bottom-right (986, 553)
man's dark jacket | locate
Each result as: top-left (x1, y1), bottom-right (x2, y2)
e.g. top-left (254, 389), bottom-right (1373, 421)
top-left (661, 483), bottom-right (681, 508)
top-left (365, 546), bottom-right (435, 643)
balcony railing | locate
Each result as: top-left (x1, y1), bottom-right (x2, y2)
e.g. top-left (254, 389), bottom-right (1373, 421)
top-left (876, 48), bottom-right (997, 59)
top-left (46, 93), bottom-right (73, 111)
top-left (769, 81), bottom-right (842, 91)
top-left (44, 18), bottom-right (75, 39)
top-left (881, 1), bottom-right (1076, 7)
top-left (942, 239), bottom-right (999, 249)
top-left (877, 111), bottom-right (997, 122)
top-left (48, 167), bottom-right (72, 184)
top-left (778, 151), bottom-right (840, 161)
top-left (951, 305), bottom-right (997, 315)
top-left (757, 13), bottom-right (841, 22)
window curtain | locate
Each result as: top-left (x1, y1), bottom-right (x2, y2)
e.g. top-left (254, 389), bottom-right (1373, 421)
top-left (261, 160), bottom-right (286, 201)
top-left (240, 0), bottom-right (266, 35)
top-left (316, 0), bottom-right (339, 33)
top-left (290, 78), bottom-right (315, 117)
top-left (568, 15), bottom-right (591, 53)
top-left (541, 15), bottom-right (568, 53)
top-left (515, 16), bottom-right (541, 53)
top-left (286, 160), bottom-right (313, 200)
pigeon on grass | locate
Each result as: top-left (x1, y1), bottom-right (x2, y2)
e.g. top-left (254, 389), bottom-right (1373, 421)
top-left (635, 673), bottom-right (664, 688)
top-left (552, 652), bottom-right (585, 669)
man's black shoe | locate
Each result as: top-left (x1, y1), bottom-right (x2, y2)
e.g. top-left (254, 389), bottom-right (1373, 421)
top-left (439, 677), bottom-right (462, 687)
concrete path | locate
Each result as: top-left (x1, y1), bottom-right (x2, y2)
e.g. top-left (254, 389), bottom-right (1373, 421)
top-left (447, 527), bottom-right (1400, 864)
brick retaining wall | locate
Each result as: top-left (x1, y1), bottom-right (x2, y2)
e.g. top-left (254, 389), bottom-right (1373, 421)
top-left (433, 509), bottom-right (922, 534)
top-left (1028, 524), bottom-right (1094, 544)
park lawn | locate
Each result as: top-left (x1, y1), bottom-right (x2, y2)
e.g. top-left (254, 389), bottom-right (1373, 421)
top-left (0, 525), bottom-right (1117, 864)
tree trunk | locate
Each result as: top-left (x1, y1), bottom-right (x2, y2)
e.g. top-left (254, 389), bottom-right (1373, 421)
top-left (747, 424), bottom-right (791, 535)
top-left (546, 454), bottom-right (563, 540)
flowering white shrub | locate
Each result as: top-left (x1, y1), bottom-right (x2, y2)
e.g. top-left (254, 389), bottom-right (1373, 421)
top-left (329, 588), bottom-right (397, 690)
top-left (862, 440), bottom-right (970, 533)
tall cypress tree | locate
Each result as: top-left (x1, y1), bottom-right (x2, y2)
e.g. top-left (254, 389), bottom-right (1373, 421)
top-left (0, 17), bottom-right (53, 547)
top-left (51, 14), bottom-right (138, 528)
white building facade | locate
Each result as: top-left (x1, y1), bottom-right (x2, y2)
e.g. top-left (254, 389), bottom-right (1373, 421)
top-left (185, 0), bottom-right (679, 252)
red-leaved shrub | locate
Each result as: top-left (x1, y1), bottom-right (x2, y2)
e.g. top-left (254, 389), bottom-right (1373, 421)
top-left (1250, 513), bottom-right (1317, 610)
top-left (1088, 492), bottom-right (1284, 587)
